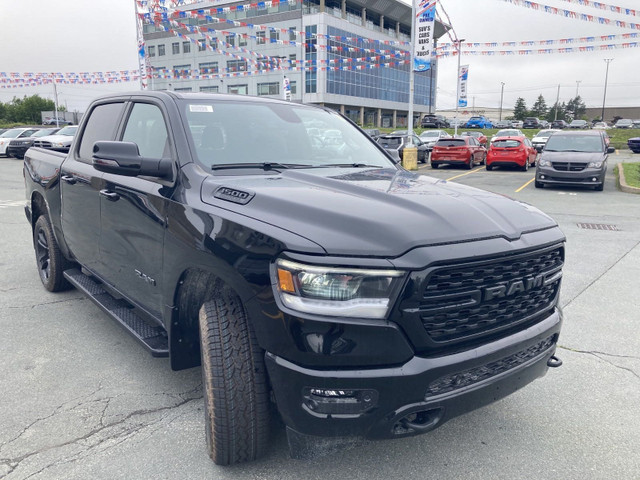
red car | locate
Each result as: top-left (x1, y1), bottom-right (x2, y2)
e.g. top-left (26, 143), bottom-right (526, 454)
top-left (430, 136), bottom-right (486, 169)
top-left (486, 136), bottom-right (537, 171)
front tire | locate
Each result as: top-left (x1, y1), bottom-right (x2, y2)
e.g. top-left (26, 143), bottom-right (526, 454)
top-left (199, 294), bottom-right (270, 465)
top-left (33, 215), bottom-right (71, 292)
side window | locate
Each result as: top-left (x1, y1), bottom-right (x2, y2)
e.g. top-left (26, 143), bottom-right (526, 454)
top-left (78, 103), bottom-right (125, 162)
top-left (122, 103), bottom-right (170, 159)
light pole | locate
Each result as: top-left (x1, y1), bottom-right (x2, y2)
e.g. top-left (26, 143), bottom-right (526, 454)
top-left (601, 59), bottom-right (613, 122)
top-left (575, 80), bottom-right (581, 98)
top-left (499, 82), bottom-right (505, 121)
top-left (454, 38), bottom-right (465, 136)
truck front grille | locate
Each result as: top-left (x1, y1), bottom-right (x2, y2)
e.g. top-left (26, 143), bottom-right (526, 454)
top-left (34, 141), bottom-right (52, 148)
top-left (413, 245), bottom-right (563, 346)
top-left (552, 162), bottom-right (586, 172)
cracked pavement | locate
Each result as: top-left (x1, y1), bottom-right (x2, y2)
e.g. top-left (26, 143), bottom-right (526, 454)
top-left (1, 155), bottom-right (638, 479)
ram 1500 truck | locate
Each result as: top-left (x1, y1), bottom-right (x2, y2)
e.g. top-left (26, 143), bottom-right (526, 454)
top-left (24, 91), bottom-right (565, 466)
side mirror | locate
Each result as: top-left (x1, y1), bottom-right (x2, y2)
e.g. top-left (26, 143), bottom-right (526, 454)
top-left (92, 141), bottom-right (173, 178)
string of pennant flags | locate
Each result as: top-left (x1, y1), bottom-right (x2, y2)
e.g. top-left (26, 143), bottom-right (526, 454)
top-left (554, 0), bottom-right (637, 17)
top-left (499, 0), bottom-right (640, 29)
top-left (437, 32), bottom-right (639, 49)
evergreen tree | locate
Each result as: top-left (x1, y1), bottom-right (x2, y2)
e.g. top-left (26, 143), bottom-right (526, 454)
top-left (531, 95), bottom-right (548, 118)
top-left (566, 96), bottom-right (586, 120)
top-left (513, 97), bottom-right (528, 120)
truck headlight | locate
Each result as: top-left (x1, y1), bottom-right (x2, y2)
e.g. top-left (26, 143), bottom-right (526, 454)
top-left (274, 259), bottom-right (404, 319)
top-left (52, 142), bottom-right (65, 148)
top-left (538, 159), bottom-right (551, 167)
top-left (588, 161), bottom-right (603, 168)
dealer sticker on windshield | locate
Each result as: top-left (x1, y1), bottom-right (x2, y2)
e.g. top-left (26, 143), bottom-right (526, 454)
top-left (189, 105), bottom-right (214, 113)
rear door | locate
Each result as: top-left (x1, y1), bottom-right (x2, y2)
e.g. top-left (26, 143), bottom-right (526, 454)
top-left (60, 101), bottom-right (126, 271)
top-left (98, 100), bottom-right (177, 317)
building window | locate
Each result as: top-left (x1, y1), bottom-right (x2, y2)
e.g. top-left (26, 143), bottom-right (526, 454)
top-left (256, 31), bottom-right (266, 45)
top-left (239, 35), bottom-right (247, 47)
top-left (200, 85), bottom-right (219, 93)
top-left (257, 82), bottom-right (280, 96)
top-left (158, 44), bottom-right (165, 56)
top-left (198, 38), bottom-right (207, 51)
top-left (148, 46), bottom-right (156, 57)
top-left (174, 87), bottom-right (192, 92)
top-left (209, 38), bottom-right (218, 49)
top-left (290, 81), bottom-right (297, 94)
top-left (226, 35), bottom-right (235, 47)
top-left (228, 84), bottom-right (248, 95)
top-left (172, 42), bottom-right (180, 55)
top-left (173, 64), bottom-right (191, 76)
top-left (198, 62), bottom-right (219, 74)
top-left (289, 54), bottom-right (296, 64)
top-left (270, 30), bottom-right (279, 42)
top-left (227, 60), bottom-right (247, 73)
top-left (183, 41), bottom-right (191, 53)
top-left (289, 27), bottom-right (297, 41)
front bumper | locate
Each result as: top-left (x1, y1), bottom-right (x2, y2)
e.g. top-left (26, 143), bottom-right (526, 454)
top-left (6, 145), bottom-right (29, 158)
top-left (536, 166), bottom-right (605, 186)
top-left (266, 307), bottom-right (562, 440)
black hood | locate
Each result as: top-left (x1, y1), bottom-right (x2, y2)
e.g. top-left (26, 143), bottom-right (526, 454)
top-left (201, 168), bottom-right (557, 257)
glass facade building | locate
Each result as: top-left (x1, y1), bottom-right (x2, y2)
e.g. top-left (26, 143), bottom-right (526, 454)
top-left (143, 0), bottom-right (447, 128)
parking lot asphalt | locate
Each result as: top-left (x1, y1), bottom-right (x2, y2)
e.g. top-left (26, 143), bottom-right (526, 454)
top-left (1, 153), bottom-right (639, 480)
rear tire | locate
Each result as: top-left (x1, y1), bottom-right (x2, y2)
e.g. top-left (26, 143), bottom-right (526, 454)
top-left (431, 162), bottom-right (439, 169)
top-left (486, 164), bottom-right (493, 171)
top-left (33, 215), bottom-right (71, 292)
top-left (199, 294), bottom-right (270, 465)
top-left (467, 156), bottom-right (474, 169)
top-left (521, 159), bottom-right (529, 172)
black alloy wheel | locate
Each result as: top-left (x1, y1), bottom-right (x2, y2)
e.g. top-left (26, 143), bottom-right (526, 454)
top-left (33, 215), bottom-right (71, 292)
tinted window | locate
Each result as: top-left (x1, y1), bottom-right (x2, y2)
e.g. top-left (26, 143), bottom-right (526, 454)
top-left (545, 135), bottom-right (604, 153)
top-left (436, 139), bottom-right (466, 147)
top-left (78, 103), bottom-right (125, 162)
top-left (493, 140), bottom-right (522, 148)
top-left (122, 103), bottom-right (170, 159)
top-left (378, 137), bottom-right (403, 147)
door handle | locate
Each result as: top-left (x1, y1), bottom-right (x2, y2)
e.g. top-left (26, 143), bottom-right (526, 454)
top-left (99, 189), bottom-right (120, 202)
top-left (61, 175), bottom-right (76, 185)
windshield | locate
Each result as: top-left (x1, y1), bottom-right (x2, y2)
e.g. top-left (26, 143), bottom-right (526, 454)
top-left (0, 128), bottom-right (26, 139)
top-left (56, 126), bottom-right (78, 136)
top-left (420, 131), bottom-right (441, 138)
top-left (32, 128), bottom-right (59, 138)
top-left (180, 100), bottom-right (394, 169)
top-left (545, 135), bottom-right (604, 152)
top-left (377, 137), bottom-right (403, 147)
top-left (495, 130), bottom-right (520, 137)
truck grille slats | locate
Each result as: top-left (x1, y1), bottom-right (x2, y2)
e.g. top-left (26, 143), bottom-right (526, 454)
top-left (404, 246), bottom-right (563, 347)
top-left (552, 162), bottom-right (586, 172)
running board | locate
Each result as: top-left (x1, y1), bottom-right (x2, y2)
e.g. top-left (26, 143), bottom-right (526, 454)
top-left (63, 268), bottom-right (169, 357)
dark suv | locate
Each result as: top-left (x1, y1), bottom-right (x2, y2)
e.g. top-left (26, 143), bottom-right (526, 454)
top-left (551, 120), bottom-right (568, 129)
top-left (421, 115), bottom-right (449, 128)
top-left (523, 117), bottom-right (541, 129)
top-left (535, 131), bottom-right (614, 191)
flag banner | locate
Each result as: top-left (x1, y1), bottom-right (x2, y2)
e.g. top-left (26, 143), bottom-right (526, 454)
top-left (458, 64), bottom-right (469, 108)
top-left (413, 0), bottom-right (436, 71)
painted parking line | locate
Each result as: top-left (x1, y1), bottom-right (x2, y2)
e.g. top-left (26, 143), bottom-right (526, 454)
top-left (515, 177), bottom-right (535, 192)
top-left (446, 167), bottom-right (484, 182)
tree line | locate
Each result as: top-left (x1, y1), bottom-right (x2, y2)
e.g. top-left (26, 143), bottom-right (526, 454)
top-left (0, 95), bottom-right (59, 125)
top-left (510, 94), bottom-right (587, 122)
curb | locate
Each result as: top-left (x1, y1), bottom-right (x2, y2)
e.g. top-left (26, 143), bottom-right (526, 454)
top-left (616, 162), bottom-right (640, 194)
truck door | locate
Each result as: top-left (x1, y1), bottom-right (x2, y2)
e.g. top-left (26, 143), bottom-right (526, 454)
top-left (60, 102), bottom-right (125, 271)
top-left (98, 101), bottom-right (175, 317)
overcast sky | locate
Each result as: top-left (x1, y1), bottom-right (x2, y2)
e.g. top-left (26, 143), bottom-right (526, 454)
top-left (0, 0), bottom-right (638, 114)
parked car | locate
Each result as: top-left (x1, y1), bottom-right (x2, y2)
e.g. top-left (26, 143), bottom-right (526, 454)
top-left (32, 125), bottom-right (78, 152)
top-left (420, 114), bottom-right (450, 128)
top-left (511, 120), bottom-right (524, 128)
top-left (522, 117), bottom-right (541, 129)
top-left (592, 122), bottom-right (610, 130)
top-left (430, 136), bottom-right (486, 169)
top-left (376, 133), bottom-right (429, 163)
top-left (539, 120), bottom-right (550, 129)
top-left (627, 137), bottom-right (640, 153)
top-left (465, 116), bottom-right (493, 129)
top-left (568, 120), bottom-right (590, 129)
top-left (418, 129), bottom-right (451, 151)
top-left (493, 120), bottom-right (511, 129)
top-left (0, 127), bottom-right (41, 156)
top-left (490, 129), bottom-right (525, 143)
top-left (551, 120), bottom-right (568, 129)
top-left (43, 116), bottom-right (73, 126)
top-left (632, 119), bottom-right (640, 128)
top-left (486, 136), bottom-right (537, 171)
top-left (6, 128), bottom-right (60, 159)
top-left (532, 129), bottom-right (561, 152)
top-left (460, 130), bottom-right (487, 146)
top-left (535, 131), bottom-right (614, 191)
top-left (449, 118), bottom-right (467, 128)
top-left (363, 128), bottom-right (380, 140)
top-left (614, 119), bottom-right (634, 129)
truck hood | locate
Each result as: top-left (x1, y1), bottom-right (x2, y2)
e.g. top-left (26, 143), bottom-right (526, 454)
top-left (35, 134), bottom-right (74, 144)
top-left (540, 151), bottom-right (605, 163)
top-left (201, 168), bottom-right (557, 257)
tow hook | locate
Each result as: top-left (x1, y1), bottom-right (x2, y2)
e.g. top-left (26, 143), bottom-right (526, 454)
top-left (547, 355), bottom-right (563, 368)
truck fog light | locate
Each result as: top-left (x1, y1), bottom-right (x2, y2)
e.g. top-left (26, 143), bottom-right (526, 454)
top-left (540, 175), bottom-right (545, 179)
top-left (592, 177), bottom-right (597, 182)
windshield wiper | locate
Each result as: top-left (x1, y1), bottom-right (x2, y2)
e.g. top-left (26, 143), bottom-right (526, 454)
top-left (315, 163), bottom-right (384, 168)
top-left (211, 162), bottom-right (308, 171)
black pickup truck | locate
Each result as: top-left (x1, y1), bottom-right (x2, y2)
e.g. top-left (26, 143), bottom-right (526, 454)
top-left (24, 91), bottom-right (565, 465)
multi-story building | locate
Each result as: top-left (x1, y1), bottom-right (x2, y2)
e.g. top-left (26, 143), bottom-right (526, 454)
top-left (143, 0), bottom-right (448, 128)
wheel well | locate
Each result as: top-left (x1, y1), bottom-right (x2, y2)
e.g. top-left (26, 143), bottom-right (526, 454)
top-left (30, 192), bottom-right (47, 230)
top-left (170, 268), bottom-right (233, 371)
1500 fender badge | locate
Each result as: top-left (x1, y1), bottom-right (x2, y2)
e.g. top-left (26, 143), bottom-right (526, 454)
top-left (213, 186), bottom-right (255, 205)
top-left (135, 269), bottom-right (156, 286)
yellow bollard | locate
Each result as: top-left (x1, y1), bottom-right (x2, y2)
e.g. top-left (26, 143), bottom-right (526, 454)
top-left (402, 146), bottom-right (418, 171)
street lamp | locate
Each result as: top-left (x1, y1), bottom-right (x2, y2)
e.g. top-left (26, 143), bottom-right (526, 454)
top-left (454, 38), bottom-right (465, 136)
top-left (499, 82), bottom-right (505, 121)
top-left (601, 59), bottom-right (613, 122)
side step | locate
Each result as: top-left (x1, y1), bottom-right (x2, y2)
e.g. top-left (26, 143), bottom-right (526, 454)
top-left (63, 268), bottom-right (169, 357)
